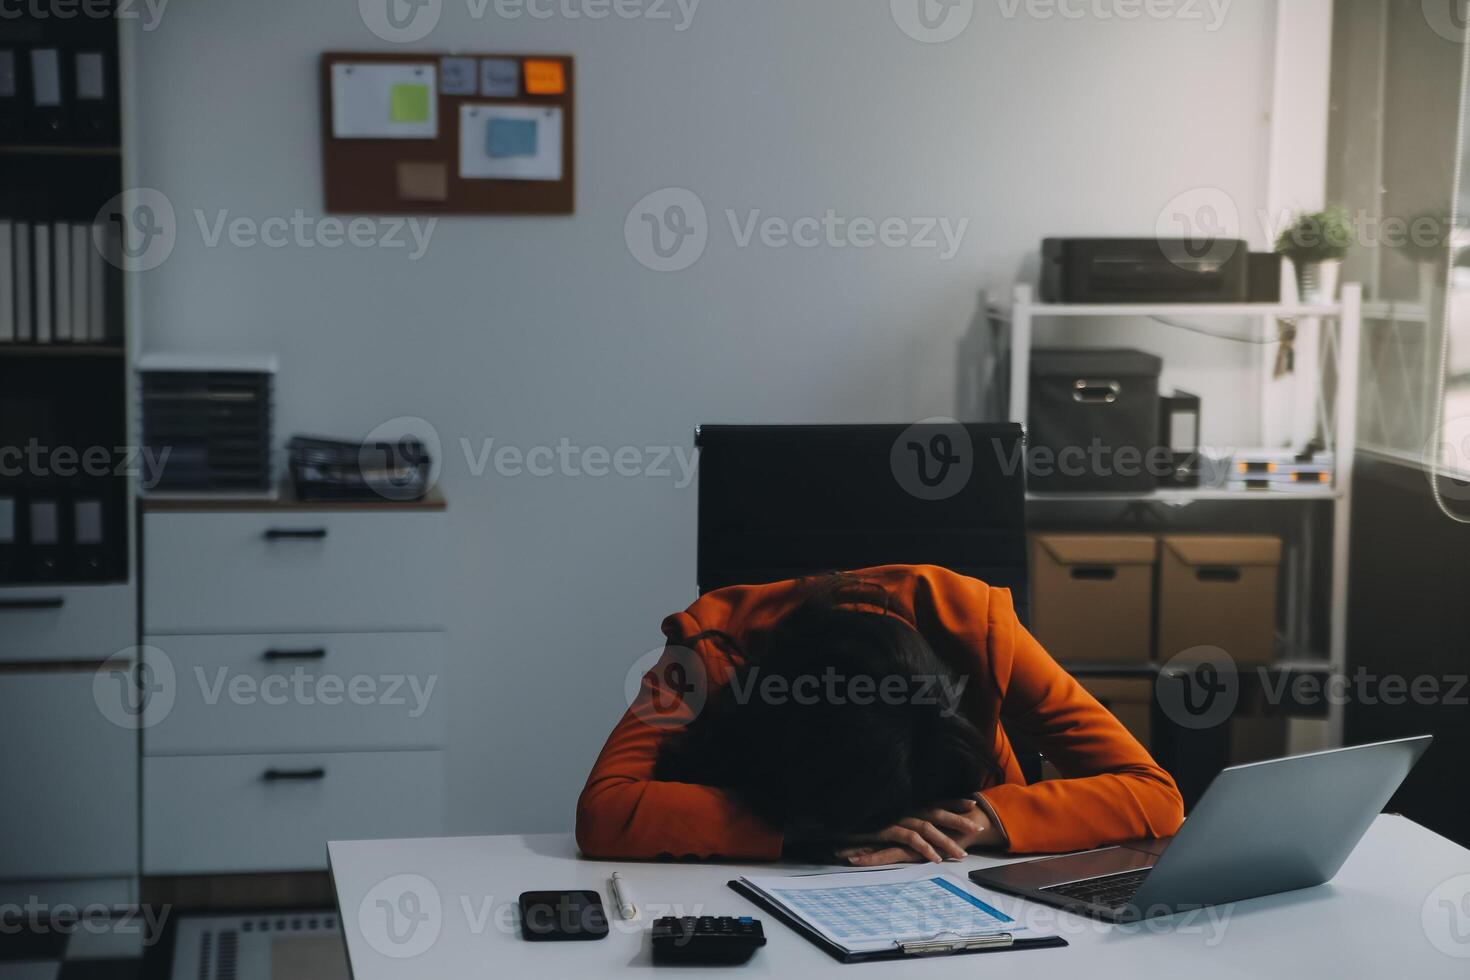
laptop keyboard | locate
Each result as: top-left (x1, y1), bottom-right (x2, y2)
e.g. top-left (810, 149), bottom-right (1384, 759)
top-left (1041, 868), bottom-right (1152, 909)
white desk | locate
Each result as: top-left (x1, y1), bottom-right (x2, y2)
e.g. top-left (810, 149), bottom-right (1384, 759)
top-left (329, 815), bottom-right (1470, 979)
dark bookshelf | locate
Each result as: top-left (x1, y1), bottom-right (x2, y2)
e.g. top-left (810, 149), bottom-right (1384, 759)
top-left (1, 7), bottom-right (128, 585)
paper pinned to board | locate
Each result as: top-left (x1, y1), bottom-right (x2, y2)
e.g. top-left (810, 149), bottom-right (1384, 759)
top-left (523, 59), bottom-right (566, 95)
top-left (331, 62), bottom-right (438, 139)
top-left (458, 104), bottom-right (562, 181)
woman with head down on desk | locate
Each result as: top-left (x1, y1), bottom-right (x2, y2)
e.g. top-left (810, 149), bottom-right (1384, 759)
top-left (576, 565), bottom-right (1183, 865)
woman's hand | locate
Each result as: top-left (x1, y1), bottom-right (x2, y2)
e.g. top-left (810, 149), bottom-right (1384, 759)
top-left (833, 798), bottom-right (1006, 867)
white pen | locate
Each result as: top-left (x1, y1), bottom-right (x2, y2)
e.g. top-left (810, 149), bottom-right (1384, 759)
top-left (609, 872), bottom-right (638, 920)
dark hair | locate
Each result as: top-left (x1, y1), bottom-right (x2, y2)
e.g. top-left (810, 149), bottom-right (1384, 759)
top-left (656, 576), bottom-right (995, 836)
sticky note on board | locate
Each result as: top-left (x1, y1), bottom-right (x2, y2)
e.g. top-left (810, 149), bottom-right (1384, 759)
top-left (523, 60), bottom-right (566, 95)
top-left (479, 58), bottom-right (519, 97)
top-left (488, 117), bottom-right (538, 158)
top-left (390, 83), bottom-right (431, 123)
top-left (440, 56), bottom-right (478, 96)
top-left (397, 161), bottom-right (449, 201)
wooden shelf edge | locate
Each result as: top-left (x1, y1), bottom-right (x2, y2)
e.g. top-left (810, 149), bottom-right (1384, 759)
top-left (0, 344), bottom-right (126, 357)
top-left (140, 486), bottom-right (448, 513)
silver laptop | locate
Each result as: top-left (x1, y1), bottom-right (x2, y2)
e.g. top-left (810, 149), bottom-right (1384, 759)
top-left (969, 735), bottom-right (1432, 922)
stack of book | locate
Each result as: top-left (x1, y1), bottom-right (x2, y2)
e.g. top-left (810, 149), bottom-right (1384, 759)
top-left (1228, 450), bottom-right (1335, 493)
top-left (0, 218), bottom-right (121, 344)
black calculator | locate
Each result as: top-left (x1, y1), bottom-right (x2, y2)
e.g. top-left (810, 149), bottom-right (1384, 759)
top-left (651, 915), bottom-right (767, 965)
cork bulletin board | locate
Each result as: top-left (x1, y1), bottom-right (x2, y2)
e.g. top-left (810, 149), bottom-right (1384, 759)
top-left (320, 51), bottom-right (575, 215)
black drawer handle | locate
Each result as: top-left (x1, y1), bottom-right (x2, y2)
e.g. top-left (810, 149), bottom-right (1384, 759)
top-left (1197, 567), bottom-right (1242, 583)
top-left (1071, 566), bottom-right (1117, 581)
top-left (263, 648), bottom-right (327, 662)
top-left (263, 767), bottom-right (326, 782)
top-left (0, 598), bottom-right (66, 611)
top-left (263, 528), bottom-right (328, 541)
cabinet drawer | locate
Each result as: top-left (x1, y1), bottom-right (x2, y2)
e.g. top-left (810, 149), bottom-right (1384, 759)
top-left (142, 632), bottom-right (446, 755)
top-left (0, 670), bottom-right (138, 880)
top-left (0, 584), bottom-right (136, 663)
top-left (143, 750), bottom-right (444, 874)
top-left (143, 511), bottom-right (445, 633)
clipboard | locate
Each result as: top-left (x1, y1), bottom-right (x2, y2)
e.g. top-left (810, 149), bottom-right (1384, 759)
top-left (728, 878), bottom-right (1069, 963)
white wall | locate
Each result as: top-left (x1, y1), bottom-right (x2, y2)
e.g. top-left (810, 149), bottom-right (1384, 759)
top-left (128, 0), bottom-right (1281, 835)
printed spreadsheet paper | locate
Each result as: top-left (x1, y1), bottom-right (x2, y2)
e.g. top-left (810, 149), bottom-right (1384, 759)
top-left (736, 865), bottom-right (1044, 955)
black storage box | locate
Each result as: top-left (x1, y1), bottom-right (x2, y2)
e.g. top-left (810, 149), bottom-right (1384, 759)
top-left (1028, 348), bottom-right (1164, 493)
top-left (1041, 238), bottom-right (1250, 304)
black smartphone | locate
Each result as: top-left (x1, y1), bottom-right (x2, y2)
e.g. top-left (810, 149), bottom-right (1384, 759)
top-left (518, 890), bottom-right (609, 942)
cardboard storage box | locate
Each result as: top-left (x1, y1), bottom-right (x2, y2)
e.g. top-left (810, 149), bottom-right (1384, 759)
top-left (1157, 535), bottom-right (1282, 665)
top-left (1031, 534), bottom-right (1157, 664)
top-left (1231, 714), bottom-right (1288, 765)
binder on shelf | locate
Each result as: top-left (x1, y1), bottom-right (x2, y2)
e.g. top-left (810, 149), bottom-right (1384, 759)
top-left (72, 49), bottom-right (116, 143)
top-left (33, 223), bottom-right (52, 343)
top-left (28, 46), bottom-right (70, 142)
top-left (0, 48), bottom-right (20, 142)
top-left (70, 224), bottom-right (89, 341)
top-left (14, 221), bottom-right (32, 342)
top-left (0, 219), bottom-right (13, 342)
top-left (0, 494), bottom-right (15, 580)
top-left (71, 496), bottom-right (107, 579)
top-left (100, 219), bottom-right (122, 341)
top-left (28, 497), bottom-right (63, 580)
top-left (88, 221), bottom-right (106, 341)
top-left (53, 220), bottom-right (72, 342)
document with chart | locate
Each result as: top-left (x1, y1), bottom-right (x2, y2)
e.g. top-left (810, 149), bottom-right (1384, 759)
top-left (730, 865), bottom-right (1063, 960)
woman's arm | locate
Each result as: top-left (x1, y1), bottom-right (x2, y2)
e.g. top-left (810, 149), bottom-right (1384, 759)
top-left (574, 627), bottom-right (784, 862)
top-left (977, 591), bottom-right (1186, 854)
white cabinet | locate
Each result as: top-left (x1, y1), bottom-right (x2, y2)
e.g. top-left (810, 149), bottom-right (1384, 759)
top-left (0, 583), bottom-right (137, 663)
top-left (144, 750), bottom-right (444, 875)
top-left (142, 631), bottom-right (447, 755)
top-left (144, 510), bottom-right (446, 634)
top-left (0, 670), bottom-right (138, 880)
top-left (141, 498), bottom-right (449, 875)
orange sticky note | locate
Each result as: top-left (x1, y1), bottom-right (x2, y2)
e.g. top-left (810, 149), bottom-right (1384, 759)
top-left (523, 60), bottom-right (566, 96)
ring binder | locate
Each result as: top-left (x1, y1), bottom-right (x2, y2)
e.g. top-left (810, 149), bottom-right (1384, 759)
top-left (896, 931), bottom-right (1015, 956)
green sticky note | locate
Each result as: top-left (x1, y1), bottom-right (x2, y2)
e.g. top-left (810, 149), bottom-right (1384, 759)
top-left (390, 83), bottom-right (431, 123)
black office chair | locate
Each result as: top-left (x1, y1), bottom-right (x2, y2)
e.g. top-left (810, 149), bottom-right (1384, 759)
top-left (693, 423), bottom-right (1042, 781)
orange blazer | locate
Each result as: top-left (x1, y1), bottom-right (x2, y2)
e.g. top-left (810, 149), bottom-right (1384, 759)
top-left (576, 565), bottom-right (1184, 860)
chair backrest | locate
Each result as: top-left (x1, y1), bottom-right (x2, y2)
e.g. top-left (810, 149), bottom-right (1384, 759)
top-left (694, 422), bottom-right (1040, 782)
top-left (694, 423), bottom-right (1029, 620)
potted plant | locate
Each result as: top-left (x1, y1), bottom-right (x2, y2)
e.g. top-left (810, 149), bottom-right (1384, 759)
top-left (1274, 205), bottom-right (1354, 303)
top-left (1399, 211), bottom-right (1451, 305)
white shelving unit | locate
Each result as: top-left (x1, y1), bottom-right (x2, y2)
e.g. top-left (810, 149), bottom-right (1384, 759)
top-left (1009, 283), bottom-right (1364, 746)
